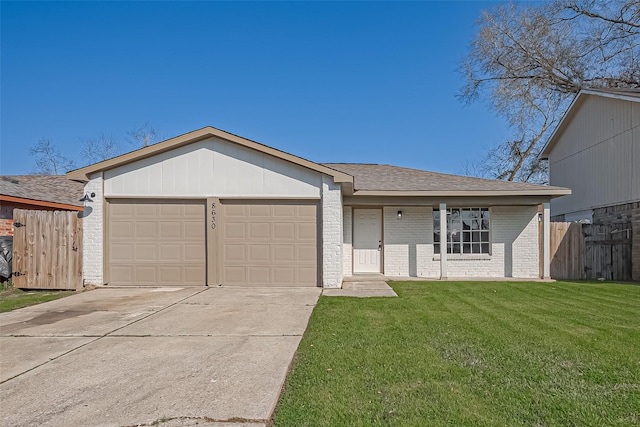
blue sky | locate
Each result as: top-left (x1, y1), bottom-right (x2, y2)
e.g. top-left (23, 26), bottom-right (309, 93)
top-left (1, 1), bottom-right (511, 176)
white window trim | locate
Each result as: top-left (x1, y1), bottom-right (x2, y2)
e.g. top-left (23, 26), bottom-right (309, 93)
top-left (433, 207), bottom-right (492, 255)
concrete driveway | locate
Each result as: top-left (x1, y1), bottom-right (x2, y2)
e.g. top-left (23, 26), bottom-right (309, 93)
top-left (0, 286), bottom-right (320, 427)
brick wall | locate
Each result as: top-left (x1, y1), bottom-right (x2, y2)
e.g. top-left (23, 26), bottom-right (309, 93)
top-left (383, 206), bottom-right (437, 277)
top-left (342, 206), bottom-right (352, 277)
top-left (592, 201), bottom-right (640, 281)
top-left (345, 204), bottom-right (540, 279)
top-left (321, 176), bottom-right (343, 288)
top-left (81, 174), bottom-right (103, 285)
top-left (0, 218), bottom-right (13, 237)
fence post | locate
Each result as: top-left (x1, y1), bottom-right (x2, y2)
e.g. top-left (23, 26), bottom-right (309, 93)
top-left (543, 203), bottom-right (551, 279)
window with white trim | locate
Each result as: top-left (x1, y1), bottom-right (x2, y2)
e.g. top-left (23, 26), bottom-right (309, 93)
top-left (433, 208), bottom-right (490, 254)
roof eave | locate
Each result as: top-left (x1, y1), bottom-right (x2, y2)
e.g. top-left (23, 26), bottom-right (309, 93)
top-left (351, 189), bottom-right (571, 198)
top-left (0, 194), bottom-right (84, 211)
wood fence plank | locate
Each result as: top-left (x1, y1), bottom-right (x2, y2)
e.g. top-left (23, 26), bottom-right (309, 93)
top-left (11, 209), bottom-right (82, 290)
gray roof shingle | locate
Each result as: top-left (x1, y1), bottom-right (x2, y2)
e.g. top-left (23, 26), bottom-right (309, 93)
top-left (322, 163), bottom-right (568, 193)
top-left (0, 175), bottom-right (84, 207)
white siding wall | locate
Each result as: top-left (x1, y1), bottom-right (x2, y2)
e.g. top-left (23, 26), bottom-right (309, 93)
top-left (322, 177), bottom-right (343, 288)
top-left (104, 137), bottom-right (322, 198)
top-left (344, 205), bottom-right (540, 279)
top-left (549, 96), bottom-right (640, 216)
top-left (82, 173), bottom-right (104, 285)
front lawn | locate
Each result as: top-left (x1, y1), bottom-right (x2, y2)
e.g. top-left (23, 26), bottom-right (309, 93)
top-left (273, 281), bottom-right (640, 426)
top-left (0, 281), bottom-right (76, 312)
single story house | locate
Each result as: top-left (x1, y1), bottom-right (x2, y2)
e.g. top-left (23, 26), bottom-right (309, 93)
top-left (67, 126), bottom-right (570, 288)
top-left (0, 175), bottom-right (84, 237)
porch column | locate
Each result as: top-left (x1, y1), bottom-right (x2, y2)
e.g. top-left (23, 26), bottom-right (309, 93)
top-left (440, 202), bottom-right (447, 279)
top-left (543, 202), bottom-right (551, 279)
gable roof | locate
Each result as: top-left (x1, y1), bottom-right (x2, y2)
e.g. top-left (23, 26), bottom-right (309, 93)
top-left (541, 88), bottom-right (640, 159)
top-left (66, 126), bottom-right (354, 184)
top-left (323, 163), bottom-right (570, 197)
top-left (0, 175), bottom-right (84, 209)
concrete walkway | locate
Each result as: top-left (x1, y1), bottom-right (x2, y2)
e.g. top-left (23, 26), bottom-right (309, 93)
top-left (0, 286), bottom-right (321, 427)
top-left (322, 281), bottom-right (397, 297)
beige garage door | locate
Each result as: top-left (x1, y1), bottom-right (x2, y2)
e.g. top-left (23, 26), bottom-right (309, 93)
top-left (221, 201), bottom-right (318, 286)
top-left (108, 200), bottom-right (206, 286)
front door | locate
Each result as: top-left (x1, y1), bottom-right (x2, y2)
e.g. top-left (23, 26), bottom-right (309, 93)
top-left (353, 209), bottom-right (382, 273)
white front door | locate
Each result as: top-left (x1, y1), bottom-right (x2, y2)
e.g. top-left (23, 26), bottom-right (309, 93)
top-left (353, 209), bottom-right (382, 273)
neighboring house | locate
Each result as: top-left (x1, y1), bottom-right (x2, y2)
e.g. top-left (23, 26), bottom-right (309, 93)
top-left (0, 175), bottom-right (85, 236)
top-left (67, 126), bottom-right (569, 288)
top-left (541, 88), bottom-right (639, 280)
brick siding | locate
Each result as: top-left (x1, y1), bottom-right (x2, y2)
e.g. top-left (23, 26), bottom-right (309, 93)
top-left (345, 205), bottom-right (540, 279)
top-left (81, 174), bottom-right (103, 286)
top-left (0, 218), bottom-right (13, 237)
top-left (321, 176), bottom-right (343, 288)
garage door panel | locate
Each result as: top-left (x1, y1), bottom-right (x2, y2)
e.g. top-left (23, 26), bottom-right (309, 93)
top-left (249, 222), bottom-right (270, 239)
top-left (184, 244), bottom-right (206, 261)
top-left (158, 266), bottom-right (180, 283)
top-left (224, 205), bottom-right (246, 217)
top-left (108, 200), bottom-right (205, 286)
top-left (224, 244), bottom-right (246, 262)
top-left (224, 223), bottom-right (246, 239)
top-left (159, 244), bottom-right (180, 262)
top-left (273, 223), bottom-right (295, 239)
top-left (184, 221), bottom-right (203, 238)
top-left (249, 245), bottom-right (270, 261)
top-left (297, 245), bottom-right (316, 262)
top-left (273, 267), bottom-right (295, 284)
top-left (135, 266), bottom-right (157, 283)
top-left (111, 222), bottom-right (133, 239)
top-left (110, 244), bottom-right (133, 262)
top-left (221, 201), bottom-right (318, 287)
top-left (135, 244), bottom-right (157, 262)
top-left (110, 265), bottom-right (133, 282)
top-left (185, 266), bottom-right (206, 283)
top-left (298, 223), bottom-right (316, 240)
top-left (135, 204), bottom-right (157, 216)
top-left (160, 204), bottom-right (181, 216)
top-left (273, 245), bottom-right (295, 262)
top-left (298, 205), bottom-right (316, 217)
top-left (249, 205), bottom-right (271, 217)
top-left (273, 205), bottom-right (295, 217)
top-left (135, 222), bottom-right (157, 239)
top-left (159, 222), bottom-right (181, 239)
top-left (224, 266), bottom-right (246, 284)
top-left (298, 267), bottom-right (317, 284)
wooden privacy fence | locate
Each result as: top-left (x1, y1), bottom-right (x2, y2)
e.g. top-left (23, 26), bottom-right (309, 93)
top-left (541, 221), bottom-right (633, 281)
top-left (12, 209), bottom-right (82, 290)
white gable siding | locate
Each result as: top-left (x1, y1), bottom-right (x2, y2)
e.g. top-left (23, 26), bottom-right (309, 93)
top-left (549, 96), bottom-right (640, 216)
top-left (104, 137), bottom-right (322, 198)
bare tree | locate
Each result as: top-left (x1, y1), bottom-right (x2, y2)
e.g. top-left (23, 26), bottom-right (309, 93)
top-left (127, 122), bottom-right (158, 148)
top-left (29, 139), bottom-right (76, 175)
top-left (460, 0), bottom-right (640, 183)
top-left (80, 133), bottom-right (121, 165)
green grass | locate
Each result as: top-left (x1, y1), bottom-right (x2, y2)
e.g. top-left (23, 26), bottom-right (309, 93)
top-left (273, 281), bottom-right (640, 426)
top-left (0, 281), bottom-right (75, 312)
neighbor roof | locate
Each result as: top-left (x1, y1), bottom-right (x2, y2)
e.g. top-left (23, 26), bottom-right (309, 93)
top-left (541, 88), bottom-right (640, 159)
top-left (323, 163), bottom-right (570, 197)
top-left (0, 175), bottom-right (84, 209)
top-left (67, 126), bottom-right (354, 184)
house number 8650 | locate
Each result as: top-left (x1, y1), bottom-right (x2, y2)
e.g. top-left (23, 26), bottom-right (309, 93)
top-left (210, 203), bottom-right (216, 229)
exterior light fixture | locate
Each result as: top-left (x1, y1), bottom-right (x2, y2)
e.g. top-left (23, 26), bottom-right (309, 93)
top-left (79, 192), bottom-right (96, 203)
top-left (397, 210), bottom-right (403, 220)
